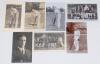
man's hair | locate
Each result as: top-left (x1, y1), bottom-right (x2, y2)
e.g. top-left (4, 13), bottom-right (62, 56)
top-left (17, 35), bottom-right (26, 40)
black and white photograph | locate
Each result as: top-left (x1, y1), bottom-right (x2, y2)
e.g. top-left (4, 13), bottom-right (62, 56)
top-left (66, 22), bottom-right (87, 53)
top-left (12, 32), bottom-right (32, 63)
top-left (25, 2), bottom-right (45, 29)
top-left (46, 3), bottom-right (65, 31)
top-left (34, 33), bottom-right (65, 50)
top-left (4, 4), bottom-right (22, 28)
top-left (67, 4), bottom-right (97, 20)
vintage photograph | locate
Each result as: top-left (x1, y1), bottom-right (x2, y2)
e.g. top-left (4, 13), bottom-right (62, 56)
top-left (34, 32), bottom-right (65, 50)
top-left (46, 3), bottom-right (65, 31)
top-left (66, 22), bottom-right (87, 53)
top-left (12, 32), bottom-right (32, 63)
top-left (5, 4), bottom-right (22, 28)
top-left (25, 2), bottom-right (45, 29)
top-left (67, 4), bottom-right (97, 19)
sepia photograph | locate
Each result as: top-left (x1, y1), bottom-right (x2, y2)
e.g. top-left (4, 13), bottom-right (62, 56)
top-left (12, 32), bottom-right (32, 63)
top-left (67, 4), bottom-right (97, 20)
top-left (46, 3), bottom-right (65, 31)
top-left (25, 2), bottom-right (45, 29)
top-left (5, 4), bottom-right (22, 28)
top-left (34, 32), bottom-right (65, 50)
top-left (66, 22), bottom-right (87, 53)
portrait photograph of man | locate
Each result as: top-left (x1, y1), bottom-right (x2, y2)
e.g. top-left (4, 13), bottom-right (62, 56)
top-left (25, 2), bottom-right (45, 29)
top-left (4, 4), bottom-right (22, 28)
top-left (46, 3), bottom-right (65, 31)
top-left (12, 32), bottom-right (32, 63)
top-left (66, 22), bottom-right (87, 53)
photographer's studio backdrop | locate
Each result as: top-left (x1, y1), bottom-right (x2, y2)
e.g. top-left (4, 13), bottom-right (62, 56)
top-left (0, 0), bottom-right (100, 64)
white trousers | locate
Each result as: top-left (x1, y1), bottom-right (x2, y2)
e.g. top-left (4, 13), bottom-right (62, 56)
top-left (57, 13), bottom-right (61, 28)
top-left (74, 38), bottom-right (79, 51)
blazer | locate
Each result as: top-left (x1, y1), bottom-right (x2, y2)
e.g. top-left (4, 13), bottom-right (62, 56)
top-left (12, 47), bottom-right (32, 63)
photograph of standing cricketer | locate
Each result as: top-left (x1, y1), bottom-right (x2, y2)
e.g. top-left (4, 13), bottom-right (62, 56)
top-left (4, 4), bottom-right (22, 28)
top-left (67, 4), bottom-right (97, 20)
top-left (66, 22), bottom-right (87, 53)
top-left (12, 32), bottom-right (32, 63)
top-left (25, 2), bottom-right (45, 29)
top-left (34, 33), bottom-right (64, 50)
top-left (46, 3), bottom-right (65, 31)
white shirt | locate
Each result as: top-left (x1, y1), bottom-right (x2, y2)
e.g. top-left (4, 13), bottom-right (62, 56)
top-left (18, 47), bottom-right (25, 55)
top-left (32, 9), bottom-right (40, 16)
top-left (74, 29), bottom-right (80, 40)
top-left (10, 8), bottom-right (19, 16)
top-left (84, 5), bottom-right (89, 11)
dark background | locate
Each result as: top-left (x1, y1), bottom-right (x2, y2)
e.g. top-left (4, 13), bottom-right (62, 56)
top-left (12, 32), bottom-right (32, 51)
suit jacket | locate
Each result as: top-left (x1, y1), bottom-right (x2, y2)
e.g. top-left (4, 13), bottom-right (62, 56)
top-left (12, 47), bottom-right (32, 63)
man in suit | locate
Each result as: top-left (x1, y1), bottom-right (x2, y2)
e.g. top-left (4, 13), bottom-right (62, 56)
top-left (12, 35), bottom-right (32, 63)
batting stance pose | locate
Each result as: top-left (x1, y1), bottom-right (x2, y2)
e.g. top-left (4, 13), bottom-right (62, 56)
top-left (73, 25), bottom-right (80, 51)
top-left (53, 7), bottom-right (61, 28)
top-left (8, 6), bottom-right (19, 28)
